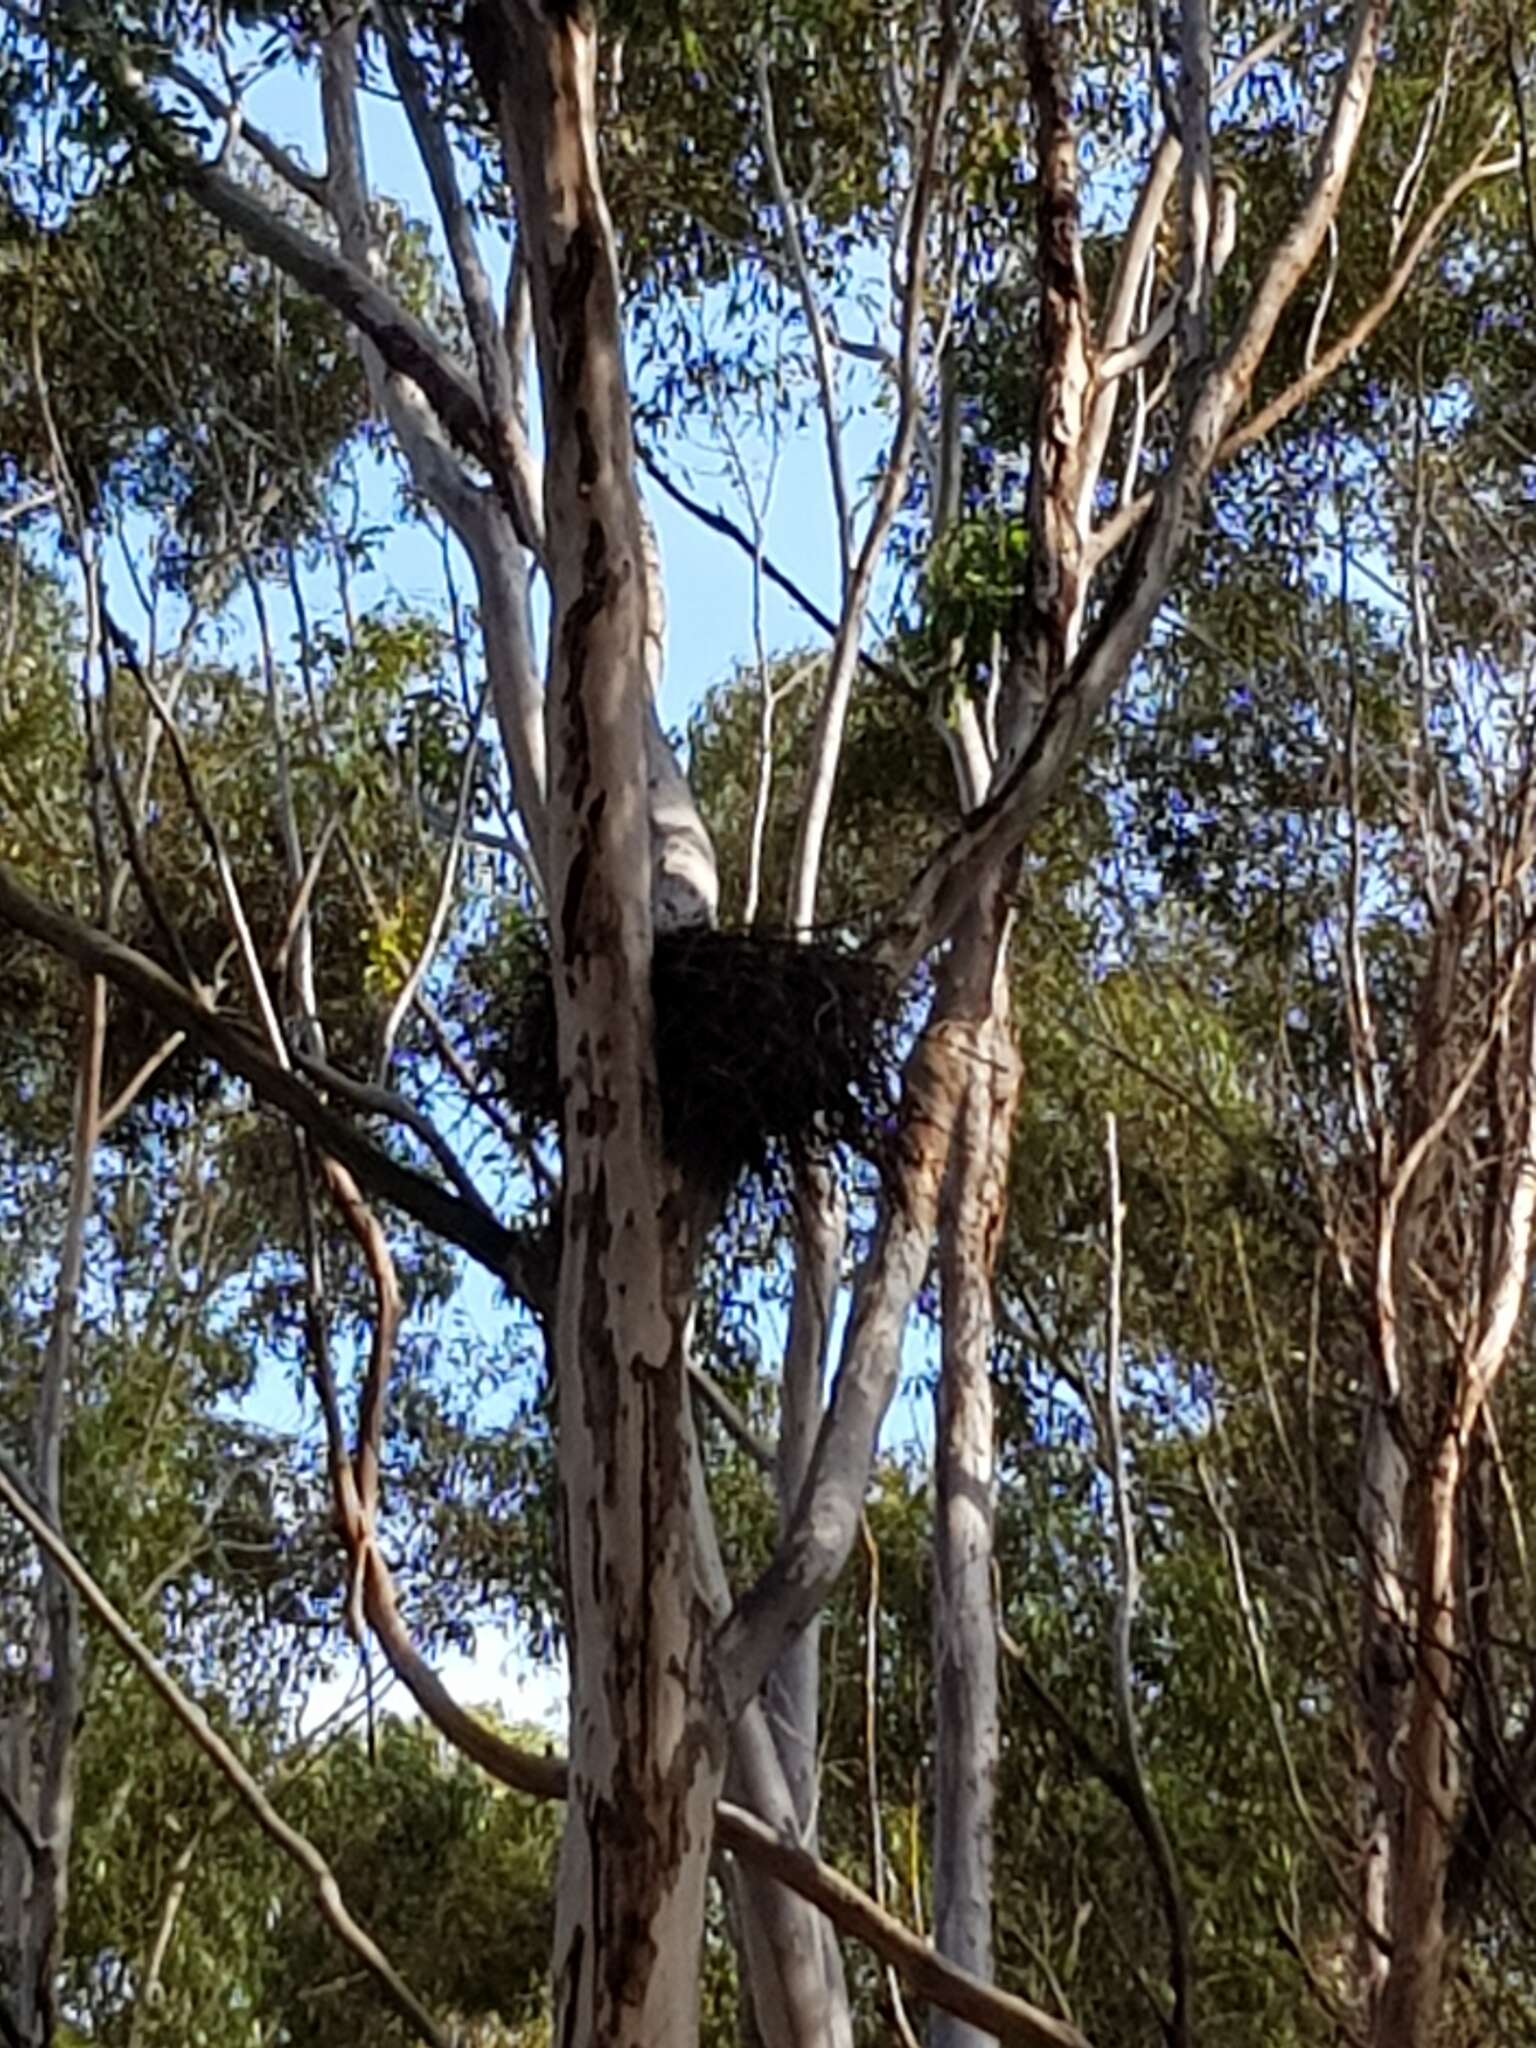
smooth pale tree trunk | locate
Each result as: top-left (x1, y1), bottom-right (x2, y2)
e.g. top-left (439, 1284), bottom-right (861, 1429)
top-left (729, 1173), bottom-right (854, 2048)
top-left (472, 6), bottom-right (724, 2038)
top-left (1372, 1432), bottom-right (1462, 2048)
top-left (931, 895), bottom-right (1018, 2048)
top-left (1355, 1390), bottom-right (1409, 2025)
top-left (1, 981), bottom-right (101, 2048)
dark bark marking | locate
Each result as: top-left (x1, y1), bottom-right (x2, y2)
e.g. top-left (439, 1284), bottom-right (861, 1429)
top-left (556, 1919), bottom-right (585, 2048)
top-left (552, 222), bottom-right (600, 400)
top-left (560, 835), bottom-right (593, 964)
top-left (556, 520), bottom-right (610, 826)
top-left (573, 406), bottom-right (599, 497)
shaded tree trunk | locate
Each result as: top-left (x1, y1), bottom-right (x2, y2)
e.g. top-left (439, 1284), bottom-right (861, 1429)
top-left (1372, 1431), bottom-right (1462, 2048)
top-left (1355, 1389), bottom-right (1409, 2024)
top-left (0, 979), bottom-right (102, 2048)
top-left (730, 1171), bottom-right (854, 2048)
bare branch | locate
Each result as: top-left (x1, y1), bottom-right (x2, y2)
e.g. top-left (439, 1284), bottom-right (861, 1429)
top-left (719, 1803), bottom-right (1092, 2048)
top-left (755, 44), bottom-right (854, 588)
top-left (87, 42), bottom-right (530, 536)
top-left (379, 4), bottom-right (544, 555)
top-left (636, 448), bottom-right (916, 698)
top-left (879, 0), bottom-right (1390, 976)
top-left (787, 18), bottom-right (967, 928)
top-left (156, 58), bottom-right (326, 203)
top-left (292, 1050), bottom-right (499, 1225)
top-left (0, 861), bottom-right (546, 1302)
top-left (1222, 145), bottom-right (1518, 463)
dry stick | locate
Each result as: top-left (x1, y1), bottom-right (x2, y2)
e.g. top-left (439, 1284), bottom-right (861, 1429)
top-left (103, 610), bottom-right (291, 1065)
top-left (377, 685), bottom-right (487, 1078)
top-left (754, 44), bottom-right (852, 583)
top-left (1192, 1447), bottom-right (1378, 1949)
top-left (783, 6), bottom-right (969, 929)
top-left (0, 1455), bottom-right (450, 2048)
top-left (97, 1033), bottom-right (188, 1136)
top-left (687, 1364), bottom-right (776, 1474)
top-left (636, 449), bottom-right (915, 698)
top-left (1101, 1115), bottom-right (1192, 2048)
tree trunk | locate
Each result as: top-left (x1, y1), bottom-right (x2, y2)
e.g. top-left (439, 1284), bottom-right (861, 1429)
top-left (931, 897), bottom-right (1018, 2048)
top-left (472, 6), bottom-right (724, 2037)
top-left (729, 1172), bottom-right (854, 2048)
top-left (1355, 1388), bottom-right (1409, 2026)
top-left (1371, 1430), bottom-right (1463, 2048)
top-left (1, 979), bottom-right (102, 2048)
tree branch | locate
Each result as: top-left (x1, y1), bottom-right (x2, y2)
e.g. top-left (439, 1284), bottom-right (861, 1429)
top-left (786, 15), bottom-right (967, 928)
top-left (636, 447), bottom-right (916, 699)
top-left (156, 58), bottom-right (327, 203)
top-left (0, 863), bottom-right (551, 1309)
top-left (1101, 1115), bottom-right (1191, 2048)
top-left (88, 41), bottom-right (535, 539)
top-left (379, 4), bottom-right (544, 557)
top-left (1222, 143), bottom-right (1518, 463)
top-left (878, 0), bottom-right (1390, 977)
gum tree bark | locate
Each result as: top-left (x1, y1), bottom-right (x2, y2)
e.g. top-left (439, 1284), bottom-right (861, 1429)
top-left (471, 5), bottom-right (722, 2038)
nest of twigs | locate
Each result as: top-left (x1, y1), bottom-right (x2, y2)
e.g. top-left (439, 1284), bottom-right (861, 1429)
top-left (492, 925), bottom-right (900, 1194)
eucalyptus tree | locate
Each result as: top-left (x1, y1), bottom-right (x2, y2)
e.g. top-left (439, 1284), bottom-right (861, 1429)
top-left (0, 2), bottom-right (1519, 2046)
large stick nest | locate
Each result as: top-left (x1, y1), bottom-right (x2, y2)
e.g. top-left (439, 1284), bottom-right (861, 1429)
top-left (490, 926), bottom-right (901, 1195)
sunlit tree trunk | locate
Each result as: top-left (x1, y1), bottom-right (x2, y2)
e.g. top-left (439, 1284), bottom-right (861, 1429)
top-left (931, 893), bottom-right (1018, 2048)
top-left (473, 5), bottom-right (724, 2036)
